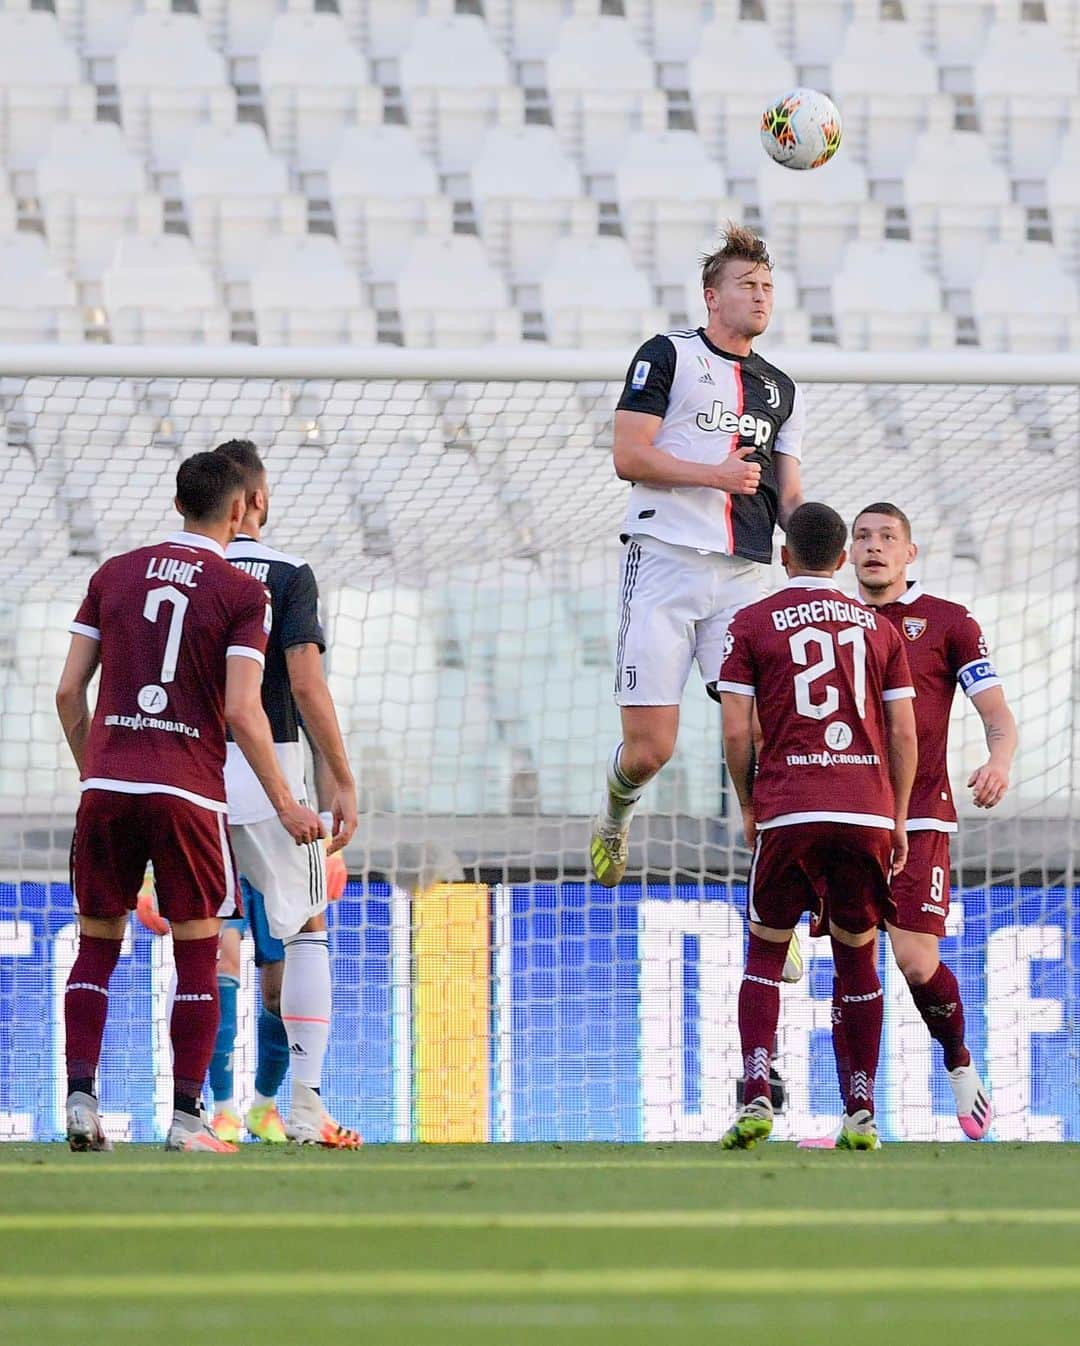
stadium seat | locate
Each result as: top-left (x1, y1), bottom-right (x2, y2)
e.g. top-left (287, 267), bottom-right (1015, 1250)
top-left (0, 11), bottom-right (95, 172)
top-left (259, 13), bottom-right (383, 171)
top-left (472, 125), bottom-right (597, 286)
top-left (1046, 119), bottom-right (1080, 278)
top-left (546, 17), bottom-right (666, 174)
top-left (767, 0), bottom-right (857, 67)
top-left (328, 125), bottom-right (453, 286)
top-left (400, 15), bottom-right (525, 174)
top-left (338, 0), bottom-right (457, 64)
top-left (832, 240), bottom-right (956, 350)
top-left (101, 235), bottom-right (230, 344)
top-left (178, 124), bottom-right (306, 284)
top-left (616, 131), bottom-right (741, 288)
top-left (902, 0), bottom-right (1004, 66)
top-left (0, 235), bottom-right (82, 342)
top-left (623, 0), bottom-right (736, 62)
top-left (687, 22), bottom-right (795, 185)
top-left (61, 0), bottom-right (138, 58)
top-left (37, 122), bottom-right (162, 283)
top-left (971, 241), bottom-right (1080, 352)
top-left (757, 153), bottom-right (885, 289)
top-left (830, 21), bottom-right (952, 181)
top-left (904, 130), bottom-right (1026, 290)
top-left (540, 236), bottom-right (666, 348)
top-left (489, 0), bottom-right (606, 65)
top-left (115, 13), bottom-right (236, 173)
top-left (1045, 0), bottom-right (1080, 58)
top-left (249, 235), bottom-right (376, 348)
top-left (974, 22), bottom-right (1079, 181)
top-left (396, 236), bottom-right (521, 347)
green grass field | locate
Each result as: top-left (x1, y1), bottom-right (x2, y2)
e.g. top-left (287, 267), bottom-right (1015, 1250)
top-left (2, 1143), bottom-right (1079, 1345)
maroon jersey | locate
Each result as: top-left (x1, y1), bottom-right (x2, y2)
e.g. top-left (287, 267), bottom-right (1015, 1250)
top-left (70, 531), bottom-right (271, 813)
top-left (717, 577), bottom-right (915, 828)
top-left (873, 582), bottom-right (1000, 831)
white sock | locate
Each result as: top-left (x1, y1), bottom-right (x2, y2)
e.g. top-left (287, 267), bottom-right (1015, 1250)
top-left (602, 742), bottom-right (645, 828)
top-left (281, 932), bottom-right (331, 1093)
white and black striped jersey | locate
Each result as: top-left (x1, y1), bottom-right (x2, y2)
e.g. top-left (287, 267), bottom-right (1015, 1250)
top-left (616, 328), bottom-right (804, 563)
top-left (223, 533), bottom-right (325, 825)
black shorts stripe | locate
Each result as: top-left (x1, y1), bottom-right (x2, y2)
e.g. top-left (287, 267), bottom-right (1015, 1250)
top-left (614, 541), bottom-right (642, 695)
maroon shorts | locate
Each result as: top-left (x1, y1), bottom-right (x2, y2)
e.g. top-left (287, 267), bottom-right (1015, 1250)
top-left (71, 789), bottom-right (241, 924)
top-left (749, 821), bottom-right (895, 936)
top-left (889, 828), bottom-right (952, 938)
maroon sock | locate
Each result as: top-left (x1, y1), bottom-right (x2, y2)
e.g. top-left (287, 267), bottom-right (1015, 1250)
top-left (738, 934), bottom-right (788, 1105)
top-left (909, 962), bottom-right (970, 1071)
top-left (65, 934), bottom-right (124, 1088)
top-left (830, 974), bottom-right (852, 1105)
top-left (171, 936), bottom-right (221, 1100)
top-left (832, 940), bottom-right (884, 1117)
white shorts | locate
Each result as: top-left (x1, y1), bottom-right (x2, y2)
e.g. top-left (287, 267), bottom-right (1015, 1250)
top-left (229, 815), bottom-right (327, 941)
top-left (614, 535), bottom-right (769, 706)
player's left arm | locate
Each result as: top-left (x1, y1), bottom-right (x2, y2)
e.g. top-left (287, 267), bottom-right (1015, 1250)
top-left (55, 634), bottom-right (100, 772)
top-left (773, 383), bottom-right (805, 530)
top-left (968, 686), bottom-right (1017, 809)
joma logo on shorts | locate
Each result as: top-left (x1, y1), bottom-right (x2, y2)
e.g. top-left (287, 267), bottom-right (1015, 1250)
top-left (695, 400), bottom-right (774, 446)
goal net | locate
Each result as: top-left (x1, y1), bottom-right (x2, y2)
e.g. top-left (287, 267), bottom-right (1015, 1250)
top-left (1, 348), bottom-right (1076, 1144)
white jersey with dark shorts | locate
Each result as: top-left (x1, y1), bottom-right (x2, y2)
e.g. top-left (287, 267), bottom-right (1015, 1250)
top-left (614, 328), bottom-right (805, 705)
top-left (223, 534), bottom-right (328, 941)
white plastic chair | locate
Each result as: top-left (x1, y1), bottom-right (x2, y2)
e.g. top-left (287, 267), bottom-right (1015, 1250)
top-left (472, 125), bottom-right (597, 285)
top-left (904, 129), bottom-right (1026, 289)
top-left (832, 240), bottom-right (956, 350)
top-left (102, 235), bottom-right (230, 344)
top-left (37, 122), bottom-right (162, 282)
top-left (616, 131), bottom-right (741, 287)
top-left (0, 235), bottom-right (82, 342)
top-left (623, 0), bottom-right (735, 62)
top-left (396, 236), bottom-right (521, 347)
top-left (902, 1), bottom-right (1003, 65)
top-left (758, 152), bottom-right (885, 289)
top-left (328, 125), bottom-right (453, 285)
top-left (971, 242), bottom-right (1080, 352)
top-left (179, 124), bottom-right (307, 283)
top-left (0, 11), bottom-right (95, 171)
top-left (487, 0), bottom-right (602, 65)
top-left (400, 15), bottom-right (525, 174)
top-left (259, 13), bottom-right (383, 171)
top-left (540, 236), bottom-right (666, 348)
top-left (250, 236), bottom-right (376, 347)
top-left (974, 22), bottom-right (1079, 181)
top-left (336, 0), bottom-right (456, 63)
top-left (767, 0), bottom-right (857, 65)
top-left (115, 12), bottom-right (236, 173)
top-left (547, 16), bottom-right (666, 174)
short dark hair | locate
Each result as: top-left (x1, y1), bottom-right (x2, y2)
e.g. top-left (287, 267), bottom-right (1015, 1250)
top-left (701, 222), bottom-right (772, 291)
top-left (852, 501), bottom-right (912, 540)
top-left (175, 451), bottom-right (245, 522)
top-left (786, 502), bottom-right (848, 571)
top-left (213, 438), bottom-right (265, 495)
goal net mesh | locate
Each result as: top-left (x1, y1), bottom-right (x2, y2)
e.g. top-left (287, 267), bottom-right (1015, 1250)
top-left (0, 370), bottom-right (1076, 1143)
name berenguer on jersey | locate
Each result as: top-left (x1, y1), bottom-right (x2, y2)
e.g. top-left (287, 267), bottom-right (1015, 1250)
top-left (769, 595), bottom-right (879, 633)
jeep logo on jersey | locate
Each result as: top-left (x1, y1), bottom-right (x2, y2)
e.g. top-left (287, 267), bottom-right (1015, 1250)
top-left (695, 400), bottom-right (774, 446)
top-left (762, 376), bottom-right (781, 409)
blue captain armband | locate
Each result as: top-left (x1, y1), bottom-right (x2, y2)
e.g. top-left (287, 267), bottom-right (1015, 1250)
top-left (957, 657), bottom-right (1001, 697)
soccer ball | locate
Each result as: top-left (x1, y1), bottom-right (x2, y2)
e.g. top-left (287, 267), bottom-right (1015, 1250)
top-left (760, 88), bottom-right (842, 171)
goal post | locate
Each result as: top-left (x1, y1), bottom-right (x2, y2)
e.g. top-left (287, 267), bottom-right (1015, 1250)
top-left (0, 345), bottom-right (1076, 1144)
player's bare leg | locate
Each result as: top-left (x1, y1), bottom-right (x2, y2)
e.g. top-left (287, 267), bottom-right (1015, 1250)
top-left (831, 923), bottom-right (883, 1151)
top-left (722, 923), bottom-right (791, 1149)
top-left (590, 706), bottom-right (678, 887)
top-left (64, 914), bottom-right (125, 1152)
top-left (282, 911), bottom-right (361, 1149)
top-left (888, 923), bottom-right (993, 1139)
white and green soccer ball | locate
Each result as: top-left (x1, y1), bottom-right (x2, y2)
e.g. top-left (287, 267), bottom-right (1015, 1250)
top-left (760, 87), bottom-right (843, 171)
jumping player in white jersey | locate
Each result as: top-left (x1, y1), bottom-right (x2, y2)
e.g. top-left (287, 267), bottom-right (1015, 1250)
top-left (590, 224), bottom-right (806, 891)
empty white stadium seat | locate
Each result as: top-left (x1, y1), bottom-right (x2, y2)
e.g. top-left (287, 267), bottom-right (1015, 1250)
top-left (115, 13), bottom-right (236, 173)
top-left (831, 21), bottom-right (952, 181)
top-left (102, 236), bottom-right (230, 344)
top-left (339, 0), bottom-right (456, 63)
top-left (623, 0), bottom-right (736, 62)
top-left (768, 0), bottom-right (856, 66)
top-left (179, 124), bottom-right (307, 283)
top-left (488, 0), bottom-right (603, 65)
top-left (250, 235), bottom-right (376, 347)
top-left (540, 236), bottom-right (666, 348)
top-left (902, 1), bottom-right (1003, 65)
top-left (547, 17), bottom-right (666, 174)
top-left (758, 153), bottom-right (885, 289)
top-left (1046, 119), bottom-right (1080, 277)
top-left (472, 125), bottom-right (597, 285)
top-left (328, 125), bottom-right (453, 285)
top-left (971, 241), bottom-right (1080, 352)
top-left (904, 130), bottom-right (1026, 289)
top-left (1045, 0), bottom-right (1080, 58)
top-left (687, 22), bottom-right (795, 184)
top-left (0, 235), bottom-right (82, 342)
top-left (37, 122), bottom-right (162, 282)
top-left (259, 13), bottom-right (383, 171)
top-left (64, 0), bottom-right (138, 58)
top-left (832, 241), bottom-right (956, 350)
top-left (974, 22), bottom-right (1079, 181)
top-left (616, 131), bottom-right (741, 287)
top-left (400, 15), bottom-right (525, 174)
top-left (396, 237), bottom-right (521, 347)
top-left (0, 11), bottom-right (95, 171)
